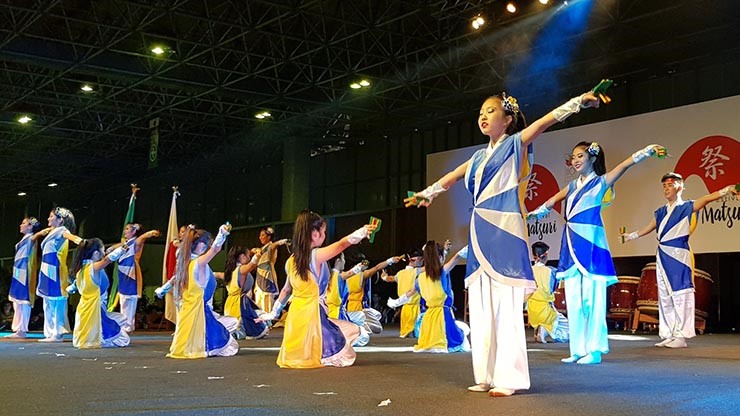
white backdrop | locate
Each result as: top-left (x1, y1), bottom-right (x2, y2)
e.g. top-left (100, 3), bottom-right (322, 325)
top-left (426, 95), bottom-right (740, 259)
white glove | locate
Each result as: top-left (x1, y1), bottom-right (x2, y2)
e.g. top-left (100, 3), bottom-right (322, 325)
top-left (551, 94), bottom-right (587, 122)
top-left (417, 181), bottom-right (447, 203)
top-left (387, 294), bottom-right (411, 309)
top-left (623, 231), bottom-right (639, 242)
top-left (718, 185), bottom-right (735, 197)
top-left (154, 281), bottom-right (172, 298)
top-left (212, 224), bottom-right (230, 249)
top-left (457, 246), bottom-right (469, 259)
top-left (107, 246), bottom-right (126, 262)
top-left (631, 145), bottom-right (657, 164)
top-left (347, 226), bottom-right (369, 244)
top-left (528, 204), bottom-right (551, 220)
top-left (259, 299), bottom-right (285, 321)
top-left (276, 238), bottom-right (289, 246)
top-left (65, 281), bottom-right (78, 295)
top-left (349, 262), bottom-right (365, 275)
top-left (385, 257), bottom-right (396, 267)
top-left (250, 253), bottom-right (260, 265)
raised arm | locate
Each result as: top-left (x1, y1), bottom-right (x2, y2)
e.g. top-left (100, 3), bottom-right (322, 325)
top-left (527, 187), bottom-right (569, 221)
top-left (404, 160), bottom-right (469, 208)
top-left (605, 145), bottom-right (664, 187)
top-left (622, 218), bottom-right (657, 243)
top-left (364, 255), bottom-right (405, 279)
top-left (92, 244), bottom-right (128, 272)
top-left (135, 229), bottom-right (161, 250)
top-left (693, 185), bottom-right (739, 212)
top-left (313, 223), bottom-right (378, 266)
top-left (443, 246), bottom-right (468, 273)
top-left (196, 224), bottom-right (230, 266)
top-left (32, 227), bottom-right (52, 241)
top-left (62, 230), bottom-right (83, 245)
top-left (521, 92), bottom-right (600, 146)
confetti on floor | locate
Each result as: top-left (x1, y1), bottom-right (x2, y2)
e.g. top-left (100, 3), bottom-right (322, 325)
top-left (377, 399), bottom-right (392, 407)
top-left (313, 392), bottom-right (337, 396)
top-left (207, 376), bottom-right (224, 380)
top-left (253, 384), bottom-right (271, 388)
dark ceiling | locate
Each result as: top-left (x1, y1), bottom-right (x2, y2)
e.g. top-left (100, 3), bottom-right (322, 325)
top-left (1, 0), bottom-right (739, 198)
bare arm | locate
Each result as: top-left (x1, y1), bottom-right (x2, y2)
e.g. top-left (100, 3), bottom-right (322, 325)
top-left (135, 230), bottom-right (160, 252)
top-left (443, 252), bottom-right (464, 273)
top-left (31, 227), bottom-right (52, 241)
top-left (622, 218), bottom-right (657, 243)
top-left (62, 231), bottom-right (83, 245)
top-left (404, 160), bottom-right (469, 208)
top-left (380, 270), bottom-right (396, 282)
top-left (605, 145), bottom-right (663, 187)
top-left (521, 92), bottom-right (600, 146)
top-left (314, 223), bottom-right (378, 266)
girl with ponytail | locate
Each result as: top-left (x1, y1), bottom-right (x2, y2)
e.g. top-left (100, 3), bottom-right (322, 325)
top-left (257, 210), bottom-right (377, 368)
top-left (223, 246), bottom-right (268, 339)
top-left (167, 223), bottom-right (240, 359)
top-left (70, 238), bottom-right (130, 348)
top-left (387, 241), bottom-right (470, 353)
top-left (5, 217), bottom-right (43, 338)
top-left (528, 141), bottom-right (666, 364)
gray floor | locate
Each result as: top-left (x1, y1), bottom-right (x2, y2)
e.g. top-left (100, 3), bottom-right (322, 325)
top-left (1, 327), bottom-right (739, 416)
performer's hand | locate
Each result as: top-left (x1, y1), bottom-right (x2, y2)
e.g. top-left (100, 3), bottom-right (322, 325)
top-left (150, 230), bottom-right (161, 238)
top-left (276, 238), bottom-right (289, 246)
top-left (580, 92), bottom-right (600, 109)
top-left (404, 192), bottom-right (431, 208)
top-left (621, 232), bottom-right (639, 243)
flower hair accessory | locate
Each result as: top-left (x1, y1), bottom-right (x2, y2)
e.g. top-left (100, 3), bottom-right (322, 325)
top-left (587, 142), bottom-right (601, 156)
top-left (28, 217), bottom-right (39, 227)
top-left (187, 224), bottom-right (196, 230)
top-left (54, 207), bottom-right (72, 219)
top-left (501, 92), bottom-right (520, 114)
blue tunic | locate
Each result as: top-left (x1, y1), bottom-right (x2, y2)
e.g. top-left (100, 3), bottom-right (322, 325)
top-left (556, 174), bottom-right (617, 285)
top-left (117, 238), bottom-right (139, 296)
top-left (38, 227), bottom-right (70, 299)
top-left (654, 200), bottom-right (696, 294)
top-left (9, 234), bottom-right (34, 303)
top-left (238, 273), bottom-right (269, 338)
top-left (463, 132), bottom-right (535, 288)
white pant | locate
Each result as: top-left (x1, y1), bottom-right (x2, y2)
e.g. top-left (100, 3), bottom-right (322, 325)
top-left (347, 311), bottom-right (370, 347)
top-left (564, 275), bottom-right (609, 357)
top-left (468, 275), bottom-right (530, 390)
top-left (11, 301), bottom-right (31, 333)
top-left (118, 294), bottom-right (138, 332)
top-left (656, 267), bottom-right (695, 339)
top-left (42, 297), bottom-right (70, 339)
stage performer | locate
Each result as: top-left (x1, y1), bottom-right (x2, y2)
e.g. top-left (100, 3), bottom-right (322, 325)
top-left (5, 217), bottom-right (43, 338)
top-left (407, 89), bottom-right (600, 396)
top-left (621, 172), bottom-right (738, 348)
top-left (526, 242), bottom-right (568, 343)
top-left (529, 141), bottom-right (666, 364)
top-left (70, 239), bottom-right (130, 349)
top-left (223, 246), bottom-right (268, 339)
top-left (388, 243), bottom-right (470, 353)
top-left (257, 211), bottom-right (377, 368)
top-left (252, 227), bottom-right (289, 314)
top-left (381, 247), bottom-right (424, 338)
top-left (167, 224), bottom-right (239, 359)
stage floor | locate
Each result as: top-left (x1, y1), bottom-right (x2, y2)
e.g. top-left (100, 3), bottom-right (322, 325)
top-left (1, 327), bottom-right (739, 415)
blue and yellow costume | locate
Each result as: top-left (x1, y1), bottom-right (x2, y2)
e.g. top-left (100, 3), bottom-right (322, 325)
top-left (325, 268), bottom-right (348, 320)
top-left (38, 227), bottom-right (71, 339)
top-left (167, 258), bottom-right (239, 359)
top-left (73, 261), bottom-right (130, 349)
top-left (395, 267), bottom-right (421, 338)
top-left (414, 270), bottom-right (469, 353)
top-left (277, 251), bottom-right (357, 368)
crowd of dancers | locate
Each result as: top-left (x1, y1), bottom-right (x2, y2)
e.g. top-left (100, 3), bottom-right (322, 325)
top-left (5, 85), bottom-right (738, 397)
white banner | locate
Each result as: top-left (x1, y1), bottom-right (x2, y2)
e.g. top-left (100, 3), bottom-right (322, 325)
top-left (427, 95), bottom-right (740, 259)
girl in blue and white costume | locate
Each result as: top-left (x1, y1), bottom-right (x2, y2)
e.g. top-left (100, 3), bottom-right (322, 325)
top-left (407, 90), bottom-right (600, 397)
top-left (5, 217), bottom-right (43, 338)
top-left (112, 223), bottom-right (160, 332)
top-left (530, 141), bottom-right (665, 364)
top-left (37, 207), bottom-right (84, 342)
top-left (622, 173), bottom-right (738, 348)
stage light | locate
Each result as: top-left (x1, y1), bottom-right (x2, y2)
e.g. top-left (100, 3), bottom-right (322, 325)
top-left (151, 45), bottom-right (171, 55)
top-left (255, 111), bottom-right (271, 119)
top-left (80, 84), bottom-right (94, 92)
top-left (359, 79), bottom-right (370, 87)
top-left (539, 0), bottom-right (549, 4)
top-left (48, 183), bottom-right (58, 187)
top-left (17, 115), bottom-right (32, 124)
top-left (506, 2), bottom-right (517, 13)
top-left (472, 15), bottom-right (485, 29)
top-left (350, 83), bottom-right (361, 89)
top-left (17, 192), bottom-right (26, 196)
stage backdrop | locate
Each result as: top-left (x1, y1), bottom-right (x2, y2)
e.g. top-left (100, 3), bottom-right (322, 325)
top-left (427, 95), bottom-right (740, 260)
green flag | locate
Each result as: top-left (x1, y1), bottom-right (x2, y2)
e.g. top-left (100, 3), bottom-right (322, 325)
top-left (108, 187), bottom-right (137, 312)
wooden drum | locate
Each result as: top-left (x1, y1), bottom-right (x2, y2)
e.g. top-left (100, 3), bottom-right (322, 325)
top-left (694, 268), bottom-right (713, 319)
top-left (636, 263), bottom-right (659, 314)
top-left (553, 280), bottom-right (567, 314)
top-left (608, 276), bottom-right (640, 314)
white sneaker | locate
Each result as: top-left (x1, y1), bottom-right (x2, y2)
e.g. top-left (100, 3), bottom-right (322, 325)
top-left (655, 338), bottom-right (673, 347)
top-left (665, 337), bottom-right (687, 348)
top-left (489, 387), bottom-right (515, 397)
top-left (561, 355), bottom-right (583, 363)
top-left (467, 383), bottom-right (490, 392)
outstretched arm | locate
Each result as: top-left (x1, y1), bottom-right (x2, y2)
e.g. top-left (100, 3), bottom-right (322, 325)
top-left (527, 187), bottom-right (568, 220)
top-left (364, 255), bottom-right (405, 279)
top-left (605, 145), bottom-right (664, 187)
top-left (135, 230), bottom-right (161, 251)
top-left (521, 92), bottom-right (600, 146)
top-left (443, 246), bottom-right (468, 273)
top-left (196, 224), bottom-right (230, 266)
top-left (92, 244), bottom-right (128, 272)
top-left (314, 223), bottom-right (378, 266)
top-left (32, 227), bottom-right (52, 241)
top-left (622, 218), bottom-right (657, 243)
top-left (693, 185), bottom-right (739, 212)
top-left (62, 231), bottom-right (83, 245)
top-left (404, 160), bottom-right (469, 208)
